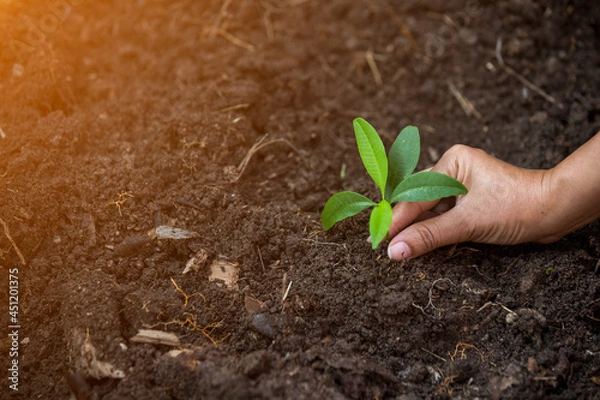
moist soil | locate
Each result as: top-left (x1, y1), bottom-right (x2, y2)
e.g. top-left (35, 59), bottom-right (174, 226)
top-left (1, 1), bottom-right (600, 399)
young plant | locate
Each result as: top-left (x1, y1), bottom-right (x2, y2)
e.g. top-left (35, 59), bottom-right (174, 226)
top-left (322, 118), bottom-right (468, 249)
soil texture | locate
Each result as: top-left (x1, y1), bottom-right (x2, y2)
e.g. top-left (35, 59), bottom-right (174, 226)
top-left (1, 0), bottom-right (600, 399)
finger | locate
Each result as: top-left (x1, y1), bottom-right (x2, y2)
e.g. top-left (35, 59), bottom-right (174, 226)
top-left (413, 198), bottom-right (455, 222)
top-left (388, 199), bottom-right (441, 238)
top-left (387, 208), bottom-right (471, 260)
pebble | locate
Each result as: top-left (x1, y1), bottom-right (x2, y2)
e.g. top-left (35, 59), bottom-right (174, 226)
top-left (505, 312), bottom-right (518, 324)
top-left (251, 314), bottom-right (278, 339)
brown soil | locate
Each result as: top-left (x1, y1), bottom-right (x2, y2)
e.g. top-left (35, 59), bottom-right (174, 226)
top-left (1, 1), bottom-right (600, 399)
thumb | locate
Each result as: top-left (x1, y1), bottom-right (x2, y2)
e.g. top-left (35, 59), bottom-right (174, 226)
top-left (387, 209), bottom-right (470, 260)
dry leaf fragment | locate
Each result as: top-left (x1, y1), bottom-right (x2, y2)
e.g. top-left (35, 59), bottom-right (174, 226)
top-left (244, 294), bottom-right (267, 314)
top-left (183, 249), bottom-right (209, 274)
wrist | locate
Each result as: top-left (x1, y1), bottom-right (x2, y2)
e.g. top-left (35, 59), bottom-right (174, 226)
top-left (536, 148), bottom-right (600, 242)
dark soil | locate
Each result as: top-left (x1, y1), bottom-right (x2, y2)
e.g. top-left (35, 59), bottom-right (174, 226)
top-left (1, 0), bottom-right (600, 399)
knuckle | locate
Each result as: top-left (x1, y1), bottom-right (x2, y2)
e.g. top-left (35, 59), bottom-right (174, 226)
top-left (446, 144), bottom-right (481, 159)
top-left (416, 224), bottom-right (440, 253)
top-left (438, 144), bottom-right (488, 181)
top-left (447, 143), bottom-right (470, 155)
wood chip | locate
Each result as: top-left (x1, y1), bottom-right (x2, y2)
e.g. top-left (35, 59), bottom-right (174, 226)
top-left (209, 259), bottom-right (239, 290)
top-left (153, 225), bottom-right (199, 240)
top-left (130, 329), bottom-right (181, 347)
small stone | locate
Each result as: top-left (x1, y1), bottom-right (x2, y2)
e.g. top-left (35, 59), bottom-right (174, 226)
top-left (251, 314), bottom-right (277, 339)
top-left (505, 312), bottom-right (518, 324)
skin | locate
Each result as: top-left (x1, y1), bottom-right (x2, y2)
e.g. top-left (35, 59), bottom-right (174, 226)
top-left (387, 132), bottom-right (600, 260)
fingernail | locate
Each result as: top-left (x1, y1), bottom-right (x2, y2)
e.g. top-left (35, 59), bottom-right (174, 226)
top-left (388, 241), bottom-right (411, 260)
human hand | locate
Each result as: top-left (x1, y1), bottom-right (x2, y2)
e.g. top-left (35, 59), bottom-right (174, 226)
top-left (387, 144), bottom-right (581, 260)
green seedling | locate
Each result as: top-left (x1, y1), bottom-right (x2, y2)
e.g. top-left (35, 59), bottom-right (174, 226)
top-left (322, 118), bottom-right (468, 249)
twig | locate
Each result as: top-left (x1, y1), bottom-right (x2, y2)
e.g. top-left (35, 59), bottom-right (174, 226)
top-left (210, 0), bottom-right (232, 38)
top-left (496, 302), bottom-right (517, 315)
top-left (257, 246), bottom-right (265, 272)
top-left (281, 272), bottom-right (288, 302)
top-left (231, 134), bottom-right (300, 183)
top-left (260, 3), bottom-right (274, 42)
top-left (219, 103), bottom-right (250, 113)
top-left (448, 82), bottom-right (482, 119)
top-left (477, 301), bottom-right (516, 315)
top-left (495, 38), bottom-right (563, 109)
top-left (209, 27), bottom-right (255, 51)
top-left (499, 255), bottom-right (521, 277)
top-left (495, 38), bottom-right (505, 66)
top-left (0, 218), bottom-right (26, 265)
top-left (302, 237), bottom-right (347, 249)
top-left (282, 280), bottom-right (293, 303)
top-left (421, 347), bottom-right (448, 363)
top-left (365, 50), bottom-right (383, 87)
top-left (502, 64), bottom-right (561, 107)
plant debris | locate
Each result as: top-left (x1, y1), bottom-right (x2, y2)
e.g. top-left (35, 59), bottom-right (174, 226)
top-left (130, 329), bottom-right (181, 347)
top-left (183, 249), bottom-right (209, 274)
top-left (209, 259), bottom-right (240, 290)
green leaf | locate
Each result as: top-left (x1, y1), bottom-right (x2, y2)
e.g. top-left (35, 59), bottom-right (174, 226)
top-left (353, 118), bottom-right (388, 198)
top-left (369, 200), bottom-right (393, 249)
top-left (322, 191), bottom-right (376, 230)
top-left (390, 171), bottom-right (468, 203)
top-left (386, 125), bottom-right (420, 200)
